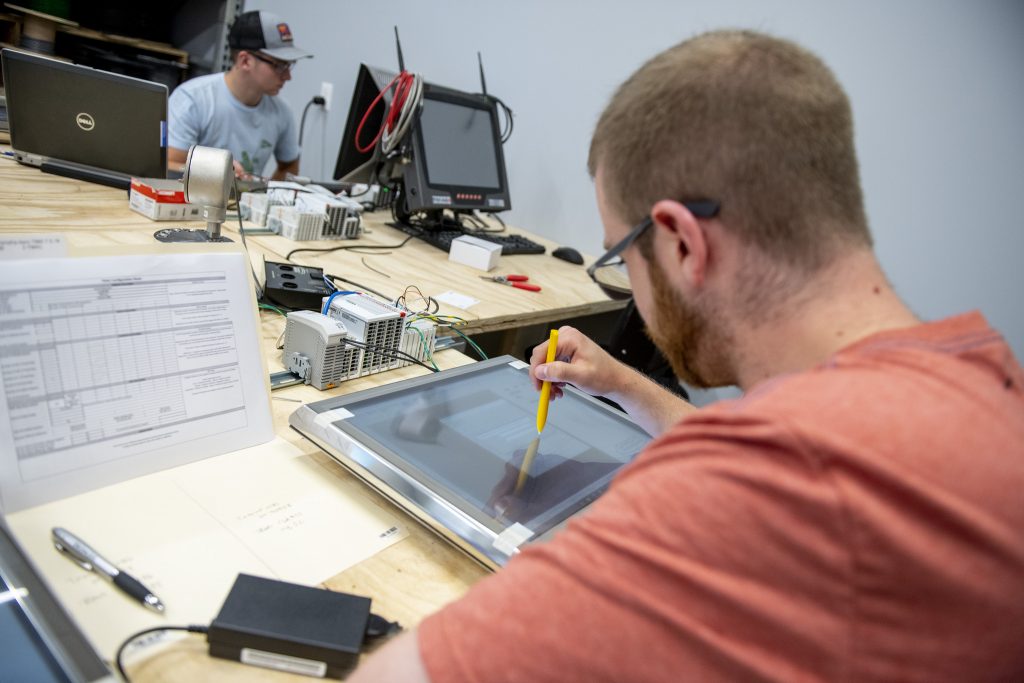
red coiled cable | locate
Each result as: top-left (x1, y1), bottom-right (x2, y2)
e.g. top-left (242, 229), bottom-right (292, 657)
top-left (354, 71), bottom-right (417, 154)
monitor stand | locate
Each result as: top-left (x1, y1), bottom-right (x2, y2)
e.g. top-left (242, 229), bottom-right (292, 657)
top-left (389, 185), bottom-right (545, 255)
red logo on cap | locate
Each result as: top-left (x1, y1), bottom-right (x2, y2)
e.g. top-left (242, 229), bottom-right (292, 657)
top-left (276, 23), bottom-right (293, 43)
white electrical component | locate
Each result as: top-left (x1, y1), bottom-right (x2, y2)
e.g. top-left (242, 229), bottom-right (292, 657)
top-left (266, 181), bottom-right (304, 205)
top-left (282, 311), bottom-right (361, 390)
top-left (294, 193), bottom-right (363, 240)
top-left (257, 193), bottom-right (362, 242)
top-left (265, 204), bottom-right (286, 233)
top-left (400, 318), bottom-right (437, 367)
top-left (325, 293), bottom-right (407, 375)
top-left (239, 191), bottom-right (270, 226)
top-left (238, 191), bottom-right (257, 220)
top-left (267, 205), bottom-right (325, 240)
top-left (241, 182), bottom-right (309, 228)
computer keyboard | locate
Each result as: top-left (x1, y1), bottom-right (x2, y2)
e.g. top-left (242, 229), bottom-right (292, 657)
top-left (393, 224), bottom-right (547, 255)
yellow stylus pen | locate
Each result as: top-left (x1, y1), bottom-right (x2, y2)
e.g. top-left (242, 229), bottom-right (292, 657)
top-left (535, 329), bottom-right (558, 434)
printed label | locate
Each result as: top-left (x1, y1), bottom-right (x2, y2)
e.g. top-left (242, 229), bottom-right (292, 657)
top-left (240, 648), bottom-right (327, 677)
top-left (0, 234), bottom-right (67, 260)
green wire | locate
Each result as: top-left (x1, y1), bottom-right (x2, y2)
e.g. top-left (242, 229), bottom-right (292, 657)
top-left (450, 327), bottom-right (487, 360)
top-left (259, 303), bottom-right (288, 317)
top-left (411, 326), bottom-right (439, 371)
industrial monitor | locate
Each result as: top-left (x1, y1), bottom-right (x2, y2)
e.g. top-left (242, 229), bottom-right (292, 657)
top-left (399, 82), bottom-right (511, 215)
top-left (289, 356), bottom-right (649, 570)
top-left (332, 65), bottom-right (512, 216)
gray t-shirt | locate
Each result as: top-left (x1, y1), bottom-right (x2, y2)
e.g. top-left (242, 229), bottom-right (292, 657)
top-left (168, 73), bottom-right (299, 176)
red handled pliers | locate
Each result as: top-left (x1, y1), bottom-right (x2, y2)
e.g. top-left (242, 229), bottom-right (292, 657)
top-left (479, 274), bottom-right (541, 292)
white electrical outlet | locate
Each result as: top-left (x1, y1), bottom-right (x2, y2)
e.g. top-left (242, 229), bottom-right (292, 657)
top-left (319, 82), bottom-right (333, 111)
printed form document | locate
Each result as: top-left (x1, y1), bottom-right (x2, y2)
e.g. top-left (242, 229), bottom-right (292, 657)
top-left (0, 251), bottom-right (274, 511)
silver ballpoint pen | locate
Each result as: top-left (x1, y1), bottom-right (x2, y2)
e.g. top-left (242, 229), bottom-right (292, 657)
top-left (52, 527), bottom-right (165, 613)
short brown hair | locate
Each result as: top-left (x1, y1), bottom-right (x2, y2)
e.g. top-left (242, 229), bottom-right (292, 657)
top-left (589, 30), bottom-right (872, 271)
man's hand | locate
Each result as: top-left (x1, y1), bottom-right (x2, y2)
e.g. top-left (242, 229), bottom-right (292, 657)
top-left (529, 325), bottom-right (630, 400)
top-left (272, 157), bottom-right (300, 181)
top-left (529, 325), bottom-right (697, 437)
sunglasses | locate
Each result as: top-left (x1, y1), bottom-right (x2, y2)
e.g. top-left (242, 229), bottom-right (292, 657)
top-left (249, 52), bottom-right (295, 75)
top-left (586, 200), bottom-right (720, 300)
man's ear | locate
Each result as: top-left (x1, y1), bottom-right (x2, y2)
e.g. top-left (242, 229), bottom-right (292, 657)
top-left (650, 199), bottom-right (709, 288)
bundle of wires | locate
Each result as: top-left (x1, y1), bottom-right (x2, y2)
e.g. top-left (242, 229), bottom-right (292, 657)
top-left (319, 276), bottom-right (489, 367)
top-left (355, 70), bottom-right (424, 156)
top-left (490, 95), bottom-right (514, 144)
top-left (393, 285), bottom-right (486, 361)
top-left (407, 312), bottom-right (487, 362)
top-left (319, 277), bottom-right (446, 372)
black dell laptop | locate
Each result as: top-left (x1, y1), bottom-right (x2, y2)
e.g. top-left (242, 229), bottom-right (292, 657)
top-left (0, 48), bottom-right (168, 189)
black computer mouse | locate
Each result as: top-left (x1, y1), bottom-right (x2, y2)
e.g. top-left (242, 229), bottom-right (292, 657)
top-left (552, 246), bottom-right (584, 265)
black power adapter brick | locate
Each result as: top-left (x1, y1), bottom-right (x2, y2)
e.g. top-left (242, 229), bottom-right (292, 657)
top-left (264, 261), bottom-right (331, 311)
top-left (207, 574), bottom-right (392, 679)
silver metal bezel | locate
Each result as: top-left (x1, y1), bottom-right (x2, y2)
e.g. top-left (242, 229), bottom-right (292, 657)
top-left (289, 356), bottom-right (645, 570)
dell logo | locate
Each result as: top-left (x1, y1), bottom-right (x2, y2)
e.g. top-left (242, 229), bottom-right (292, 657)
top-left (75, 113), bottom-right (95, 131)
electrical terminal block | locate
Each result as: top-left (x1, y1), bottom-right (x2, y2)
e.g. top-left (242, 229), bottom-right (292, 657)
top-left (400, 318), bottom-right (438, 367)
top-left (324, 293), bottom-right (407, 376)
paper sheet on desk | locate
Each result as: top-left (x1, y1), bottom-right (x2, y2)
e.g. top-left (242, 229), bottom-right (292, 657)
top-left (5, 437), bottom-right (408, 660)
top-left (435, 290), bottom-right (479, 310)
top-left (0, 250), bottom-right (274, 512)
top-left (0, 233), bottom-right (68, 259)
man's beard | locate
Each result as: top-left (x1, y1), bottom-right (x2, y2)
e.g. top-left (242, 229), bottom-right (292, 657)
top-left (643, 258), bottom-right (734, 389)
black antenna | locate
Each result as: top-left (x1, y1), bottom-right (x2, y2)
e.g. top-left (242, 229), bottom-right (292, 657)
top-left (477, 51), bottom-right (488, 96)
top-left (394, 26), bottom-right (405, 72)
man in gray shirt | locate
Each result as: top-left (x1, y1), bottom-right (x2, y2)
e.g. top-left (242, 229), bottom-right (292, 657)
top-left (168, 10), bottom-right (312, 180)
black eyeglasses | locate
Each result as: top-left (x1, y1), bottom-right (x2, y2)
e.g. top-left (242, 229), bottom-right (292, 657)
top-left (586, 200), bottom-right (720, 300)
top-left (249, 52), bottom-right (295, 75)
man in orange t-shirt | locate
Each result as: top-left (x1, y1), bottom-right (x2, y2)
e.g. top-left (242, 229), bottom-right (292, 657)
top-left (350, 30), bottom-right (1024, 682)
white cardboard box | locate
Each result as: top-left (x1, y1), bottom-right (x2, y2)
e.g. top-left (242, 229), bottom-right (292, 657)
top-left (448, 235), bottom-right (501, 272)
top-left (128, 178), bottom-right (203, 221)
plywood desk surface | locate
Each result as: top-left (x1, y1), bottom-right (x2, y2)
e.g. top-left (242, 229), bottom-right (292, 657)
top-left (0, 155), bottom-right (626, 338)
top-left (0, 158), bottom-right (505, 681)
top-left (243, 210), bottom-right (624, 336)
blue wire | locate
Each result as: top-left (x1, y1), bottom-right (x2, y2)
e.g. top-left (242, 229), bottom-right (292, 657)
top-left (322, 290), bottom-right (356, 315)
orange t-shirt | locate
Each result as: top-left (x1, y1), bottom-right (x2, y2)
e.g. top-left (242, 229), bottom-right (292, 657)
top-left (419, 312), bottom-right (1024, 682)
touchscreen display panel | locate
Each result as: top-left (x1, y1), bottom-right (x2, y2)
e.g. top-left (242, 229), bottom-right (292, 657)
top-left (0, 571), bottom-right (74, 682)
top-left (339, 363), bottom-right (650, 534)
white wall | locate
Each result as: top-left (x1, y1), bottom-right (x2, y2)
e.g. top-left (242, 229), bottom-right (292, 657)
top-left (247, 0), bottom-right (1024, 361)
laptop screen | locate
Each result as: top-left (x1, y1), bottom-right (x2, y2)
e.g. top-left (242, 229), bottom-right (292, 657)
top-left (1, 49), bottom-right (167, 179)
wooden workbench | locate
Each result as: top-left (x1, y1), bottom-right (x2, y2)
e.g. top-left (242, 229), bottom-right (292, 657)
top-left (0, 155), bottom-right (622, 680)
